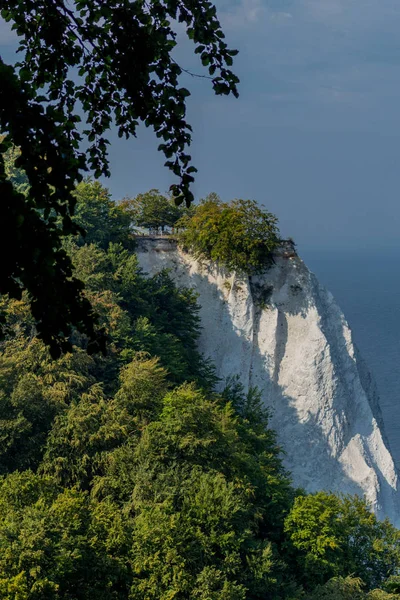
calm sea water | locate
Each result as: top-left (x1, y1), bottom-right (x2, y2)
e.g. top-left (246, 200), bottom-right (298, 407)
top-left (302, 249), bottom-right (400, 469)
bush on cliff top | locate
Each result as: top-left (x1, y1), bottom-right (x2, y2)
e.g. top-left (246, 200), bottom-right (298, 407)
top-left (177, 194), bottom-right (280, 272)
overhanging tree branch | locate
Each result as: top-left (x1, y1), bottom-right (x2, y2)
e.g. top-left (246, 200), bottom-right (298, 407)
top-left (0, 0), bottom-right (239, 354)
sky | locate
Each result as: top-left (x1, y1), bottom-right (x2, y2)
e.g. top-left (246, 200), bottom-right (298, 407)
top-left (2, 1), bottom-right (400, 252)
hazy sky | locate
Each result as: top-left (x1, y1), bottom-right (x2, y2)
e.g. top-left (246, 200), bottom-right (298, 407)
top-left (2, 1), bottom-right (400, 251)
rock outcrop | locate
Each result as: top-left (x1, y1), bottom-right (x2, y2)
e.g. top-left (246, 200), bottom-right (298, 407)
top-left (136, 237), bottom-right (400, 525)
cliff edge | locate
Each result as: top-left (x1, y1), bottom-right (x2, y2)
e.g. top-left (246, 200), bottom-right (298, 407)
top-left (136, 237), bottom-right (400, 525)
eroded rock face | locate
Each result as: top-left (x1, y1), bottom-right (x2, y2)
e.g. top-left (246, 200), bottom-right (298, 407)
top-left (136, 238), bottom-right (400, 525)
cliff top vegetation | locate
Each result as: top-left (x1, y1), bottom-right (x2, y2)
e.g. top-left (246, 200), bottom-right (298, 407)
top-left (120, 189), bottom-right (187, 233)
top-left (177, 193), bottom-right (281, 272)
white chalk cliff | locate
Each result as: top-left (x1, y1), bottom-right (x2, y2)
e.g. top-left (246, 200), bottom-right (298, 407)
top-left (136, 238), bottom-right (400, 525)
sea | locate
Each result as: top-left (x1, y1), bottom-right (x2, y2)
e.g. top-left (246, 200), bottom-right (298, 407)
top-left (301, 248), bottom-right (400, 470)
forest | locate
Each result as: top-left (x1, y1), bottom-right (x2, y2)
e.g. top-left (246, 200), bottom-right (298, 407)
top-left (1, 2), bottom-right (399, 598)
top-left (0, 174), bottom-right (399, 599)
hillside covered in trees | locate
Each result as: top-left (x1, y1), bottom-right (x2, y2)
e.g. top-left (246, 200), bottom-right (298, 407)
top-left (0, 179), bottom-right (400, 599)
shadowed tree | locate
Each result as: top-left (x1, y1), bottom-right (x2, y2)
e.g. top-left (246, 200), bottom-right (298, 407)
top-left (120, 189), bottom-right (185, 233)
top-left (0, 1), bottom-right (239, 356)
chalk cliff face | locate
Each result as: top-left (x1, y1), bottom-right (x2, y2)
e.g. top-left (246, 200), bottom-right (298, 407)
top-left (136, 238), bottom-right (400, 525)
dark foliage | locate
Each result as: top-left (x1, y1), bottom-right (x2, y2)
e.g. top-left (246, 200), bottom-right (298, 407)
top-left (0, 0), bottom-right (239, 353)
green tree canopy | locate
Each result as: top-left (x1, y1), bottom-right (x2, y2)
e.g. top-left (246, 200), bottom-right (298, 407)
top-left (45, 379), bottom-right (295, 598)
top-left (120, 189), bottom-right (185, 232)
top-left (0, 1), bottom-right (239, 355)
top-left (2, 139), bottom-right (29, 195)
top-left (177, 195), bottom-right (281, 272)
top-left (0, 471), bottom-right (131, 599)
top-left (304, 576), bottom-right (400, 600)
top-left (72, 179), bottom-right (134, 249)
top-left (284, 491), bottom-right (400, 590)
